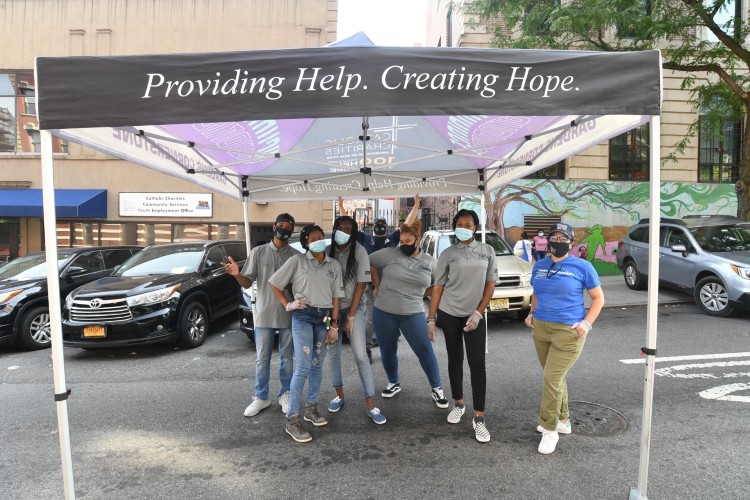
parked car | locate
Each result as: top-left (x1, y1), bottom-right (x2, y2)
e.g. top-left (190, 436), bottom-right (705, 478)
top-left (420, 229), bottom-right (533, 316)
top-left (62, 240), bottom-right (247, 349)
top-left (616, 215), bottom-right (750, 317)
top-left (0, 246), bottom-right (141, 350)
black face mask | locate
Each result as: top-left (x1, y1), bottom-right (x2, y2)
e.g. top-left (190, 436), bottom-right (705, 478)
top-left (274, 227), bottom-right (293, 241)
top-left (548, 241), bottom-right (570, 257)
top-left (374, 225), bottom-right (387, 236)
top-left (400, 243), bottom-right (417, 256)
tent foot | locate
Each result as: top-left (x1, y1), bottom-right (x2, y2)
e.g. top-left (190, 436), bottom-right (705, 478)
top-left (629, 487), bottom-right (648, 500)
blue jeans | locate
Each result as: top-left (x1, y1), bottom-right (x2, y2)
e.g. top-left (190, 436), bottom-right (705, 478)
top-left (372, 307), bottom-right (442, 389)
top-left (253, 327), bottom-right (293, 401)
top-left (329, 301), bottom-right (375, 398)
top-left (287, 309), bottom-right (330, 418)
top-left (534, 250), bottom-right (547, 262)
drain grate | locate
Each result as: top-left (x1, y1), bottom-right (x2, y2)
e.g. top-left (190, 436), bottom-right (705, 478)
top-left (569, 401), bottom-right (629, 437)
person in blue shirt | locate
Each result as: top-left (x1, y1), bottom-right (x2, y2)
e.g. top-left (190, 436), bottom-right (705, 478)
top-left (525, 222), bottom-right (604, 455)
top-left (338, 195), bottom-right (422, 362)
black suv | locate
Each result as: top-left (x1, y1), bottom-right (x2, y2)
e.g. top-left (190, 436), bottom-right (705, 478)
top-left (0, 246), bottom-right (141, 350)
top-left (62, 240), bottom-right (247, 349)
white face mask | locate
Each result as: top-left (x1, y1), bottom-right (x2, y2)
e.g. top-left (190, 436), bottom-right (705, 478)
top-left (538, 232), bottom-right (544, 236)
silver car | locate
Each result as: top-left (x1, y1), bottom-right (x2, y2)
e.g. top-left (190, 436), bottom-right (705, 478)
top-left (420, 229), bottom-right (533, 316)
top-left (616, 215), bottom-right (750, 317)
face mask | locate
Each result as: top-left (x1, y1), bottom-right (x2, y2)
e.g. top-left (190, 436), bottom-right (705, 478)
top-left (334, 231), bottom-right (350, 245)
top-left (454, 228), bottom-right (474, 242)
top-left (308, 240), bottom-right (327, 253)
top-left (373, 225), bottom-right (387, 236)
top-left (538, 232), bottom-right (544, 237)
top-left (275, 227), bottom-right (293, 241)
top-left (548, 241), bottom-right (570, 257)
top-left (400, 243), bottom-right (417, 256)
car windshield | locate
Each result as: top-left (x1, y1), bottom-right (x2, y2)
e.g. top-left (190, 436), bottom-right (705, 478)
top-left (114, 246), bottom-right (204, 276)
top-left (690, 224), bottom-right (750, 252)
top-left (0, 253), bottom-right (73, 280)
top-left (437, 233), bottom-right (513, 257)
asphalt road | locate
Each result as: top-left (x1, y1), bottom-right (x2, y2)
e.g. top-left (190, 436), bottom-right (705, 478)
top-left (1, 305), bottom-right (749, 500)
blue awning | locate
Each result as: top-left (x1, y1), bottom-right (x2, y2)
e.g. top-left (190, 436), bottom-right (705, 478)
top-left (0, 189), bottom-right (107, 217)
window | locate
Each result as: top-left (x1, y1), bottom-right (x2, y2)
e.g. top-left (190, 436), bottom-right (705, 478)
top-left (698, 114), bottom-right (741, 183)
top-left (629, 227), bottom-right (649, 243)
top-left (223, 243), bottom-right (247, 263)
top-left (664, 228), bottom-right (693, 252)
top-left (204, 246), bottom-right (226, 270)
top-left (0, 72), bottom-right (67, 154)
top-left (102, 248), bottom-right (137, 268)
top-left (68, 252), bottom-right (105, 274)
top-left (706, 0), bottom-right (742, 42)
top-left (426, 236), bottom-right (436, 257)
top-left (609, 124), bottom-right (650, 181)
top-left (525, 160), bottom-right (565, 179)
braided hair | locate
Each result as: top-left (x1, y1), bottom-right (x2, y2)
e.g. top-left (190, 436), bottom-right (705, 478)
top-left (300, 224), bottom-right (324, 251)
top-left (329, 215), bottom-right (359, 285)
top-left (452, 209), bottom-right (479, 229)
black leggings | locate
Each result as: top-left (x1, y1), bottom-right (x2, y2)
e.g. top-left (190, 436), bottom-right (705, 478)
top-left (438, 309), bottom-right (487, 412)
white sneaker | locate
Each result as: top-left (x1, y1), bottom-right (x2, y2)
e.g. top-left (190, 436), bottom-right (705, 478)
top-left (473, 417), bottom-right (491, 443)
top-left (536, 420), bottom-right (572, 435)
top-left (538, 429), bottom-right (559, 454)
top-left (447, 405), bottom-right (465, 424)
top-left (243, 398), bottom-right (271, 417)
top-left (279, 392), bottom-right (289, 415)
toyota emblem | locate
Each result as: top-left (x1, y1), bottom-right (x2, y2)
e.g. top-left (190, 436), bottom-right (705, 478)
top-left (89, 299), bottom-right (103, 309)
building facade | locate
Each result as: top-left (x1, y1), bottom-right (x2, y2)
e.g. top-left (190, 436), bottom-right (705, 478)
top-left (0, 0), bottom-right (338, 260)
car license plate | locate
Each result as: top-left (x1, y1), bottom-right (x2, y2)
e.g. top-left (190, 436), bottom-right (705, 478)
top-left (83, 325), bottom-right (106, 338)
top-left (489, 298), bottom-right (510, 311)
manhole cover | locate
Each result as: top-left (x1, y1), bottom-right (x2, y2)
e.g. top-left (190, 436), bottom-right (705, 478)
top-left (569, 401), bottom-right (629, 437)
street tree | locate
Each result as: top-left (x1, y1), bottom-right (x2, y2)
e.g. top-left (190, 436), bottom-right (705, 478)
top-left (469, 0), bottom-right (750, 220)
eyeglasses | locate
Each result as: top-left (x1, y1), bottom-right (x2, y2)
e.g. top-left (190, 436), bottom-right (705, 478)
top-left (548, 236), bottom-right (571, 243)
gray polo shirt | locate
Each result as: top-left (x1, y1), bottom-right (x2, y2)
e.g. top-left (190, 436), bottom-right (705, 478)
top-left (369, 247), bottom-right (436, 315)
top-left (325, 242), bottom-right (371, 310)
top-left (435, 240), bottom-right (498, 317)
top-left (241, 242), bottom-right (300, 329)
top-left (268, 252), bottom-right (345, 309)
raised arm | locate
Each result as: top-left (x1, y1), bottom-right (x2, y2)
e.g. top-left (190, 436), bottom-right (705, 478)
top-left (403, 194), bottom-right (421, 225)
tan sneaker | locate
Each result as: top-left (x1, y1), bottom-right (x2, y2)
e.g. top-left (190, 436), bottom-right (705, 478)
top-left (303, 403), bottom-right (328, 427)
top-left (285, 415), bottom-right (312, 443)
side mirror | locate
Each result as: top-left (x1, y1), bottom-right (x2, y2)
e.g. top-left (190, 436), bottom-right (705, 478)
top-left (670, 244), bottom-right (688, 256)
top-left (62, 266), bottom-right (86, 278)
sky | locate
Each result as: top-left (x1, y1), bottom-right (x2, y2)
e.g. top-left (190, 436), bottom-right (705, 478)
top-left (337, 0), bottom-right (429, 46)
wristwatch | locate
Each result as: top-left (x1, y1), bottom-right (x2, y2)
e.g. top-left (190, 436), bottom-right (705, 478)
top-left (426, 317), bottom-right (436, 324)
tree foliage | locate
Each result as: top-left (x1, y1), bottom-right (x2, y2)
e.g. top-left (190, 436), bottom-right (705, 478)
top-left (468, 0), bottom-right (750, 219)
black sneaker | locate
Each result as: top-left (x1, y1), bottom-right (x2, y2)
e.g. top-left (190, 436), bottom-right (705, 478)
top-left (381, 382), bottom-right (401, 398)
top-left (431, 387), bottom-right (449, 408)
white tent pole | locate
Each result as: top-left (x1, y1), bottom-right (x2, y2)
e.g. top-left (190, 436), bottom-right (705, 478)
top-left (479, 173), bottom-right (489, 354)
top-left (630, 115), bottom-right (661, 500)
top-left (41, 130), bottom-right (76, 500)
top-left (240, 176), bottom-right (252, 257)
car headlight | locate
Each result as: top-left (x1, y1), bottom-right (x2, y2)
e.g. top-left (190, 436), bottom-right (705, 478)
top-left (127, 285), bottom-right (181, 307)
top-left (521, 272), bottom-right (532, 287)
top-left (730, 265), bottom-right (750, 279)
top-left (0, 289), bottom-right (22, 304)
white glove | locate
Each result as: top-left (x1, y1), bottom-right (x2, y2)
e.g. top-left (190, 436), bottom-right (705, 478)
top-left (525, 313), bottom-right (534, 328)
top-left (571, 320), bottom-right (592, 338)
top-left (285, 298), bottom-right (307, 311)
top-left (427, 321), bottom-right (437, 342)
top-left (463, 310), bottom-right (483, 332)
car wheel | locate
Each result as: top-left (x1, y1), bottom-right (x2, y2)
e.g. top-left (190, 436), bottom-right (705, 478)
top-left (694, 276), bottom-right (735, 317)
top-left (177, 301), bottom-right (209, 348)
top-left (623, 261), bottom-right (646, 290)
top-left (17, 306), bottom-right (52, 350)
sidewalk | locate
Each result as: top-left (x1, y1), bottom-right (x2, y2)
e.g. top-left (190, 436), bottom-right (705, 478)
top-left (584, 274), bottom-right (694, 309)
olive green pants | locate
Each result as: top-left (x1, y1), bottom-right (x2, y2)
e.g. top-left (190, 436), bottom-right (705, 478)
top-left (532, 318), bottom-right (586, 431)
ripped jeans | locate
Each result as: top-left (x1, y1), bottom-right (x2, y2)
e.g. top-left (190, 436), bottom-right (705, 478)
top-left (287, 308), bottom-right (331, 418)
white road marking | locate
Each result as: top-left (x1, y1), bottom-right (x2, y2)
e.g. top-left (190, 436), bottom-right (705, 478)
top-left (654, 360), bottom-right (750, 379)
top-left (698, 383), bottom-right (750, 403)
top-left (619, 352), bottom-right (750, 364)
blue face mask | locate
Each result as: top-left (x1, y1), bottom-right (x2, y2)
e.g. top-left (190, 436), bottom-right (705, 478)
top-left (308, 240), bottom-right (327, 253)
top-left (454, 228), bottom-right (474, 242)
top-left (334, 231), bottom-right (350, 246)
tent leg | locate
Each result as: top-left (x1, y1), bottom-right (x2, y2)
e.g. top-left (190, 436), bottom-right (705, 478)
top-left (242, 196), bottom-right (251, 257)
top-left (41, 130), bottom-right (76, 500)
top-left (479, 187), bottom-right (488, 354)
top-left (630, 115), bottom-right (661, 500)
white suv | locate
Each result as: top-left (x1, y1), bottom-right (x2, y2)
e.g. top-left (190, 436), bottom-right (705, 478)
top-left (420, 229), bottom-right (533, 316)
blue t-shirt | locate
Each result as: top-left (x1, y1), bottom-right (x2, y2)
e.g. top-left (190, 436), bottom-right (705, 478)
top-left (357, 229), bottom-right (401, 255)
top-left (530, 255), bottom-right (601, 325)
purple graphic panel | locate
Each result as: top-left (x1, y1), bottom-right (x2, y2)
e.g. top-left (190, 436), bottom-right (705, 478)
top-left (161, 118), bottom-right (314, 174)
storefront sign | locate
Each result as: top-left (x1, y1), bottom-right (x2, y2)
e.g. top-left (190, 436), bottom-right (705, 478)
top-left (119, 193), bottom-right (213, 217)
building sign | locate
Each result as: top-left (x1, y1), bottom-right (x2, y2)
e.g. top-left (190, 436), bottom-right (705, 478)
top-left (119, 193), bottom-right (213, 217)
